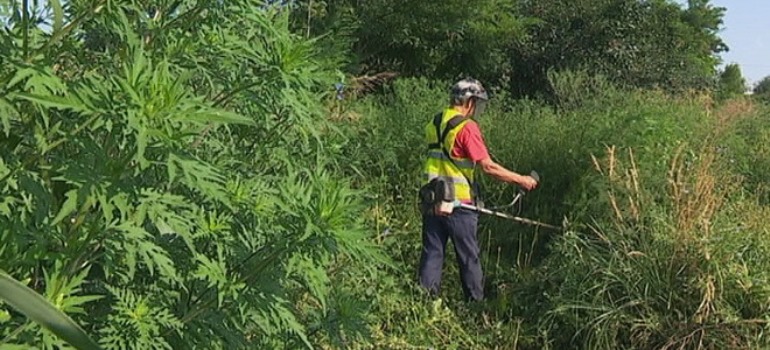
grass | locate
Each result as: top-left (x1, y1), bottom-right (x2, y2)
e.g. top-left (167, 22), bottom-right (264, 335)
top-left (334, 74), bottom-right (770, 349)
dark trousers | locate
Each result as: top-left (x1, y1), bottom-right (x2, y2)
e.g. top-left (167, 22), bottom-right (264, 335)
top-left (418, 208), bottom-right (484, 301)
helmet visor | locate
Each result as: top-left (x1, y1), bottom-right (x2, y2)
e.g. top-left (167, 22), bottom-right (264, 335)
top-left (473, 99), bottom-right (487, 117)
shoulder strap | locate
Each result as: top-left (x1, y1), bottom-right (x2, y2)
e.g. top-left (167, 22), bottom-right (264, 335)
top-left (441, 115), bottom-right (465, 143)
top-left (428, 112), bottom-right (465, 150)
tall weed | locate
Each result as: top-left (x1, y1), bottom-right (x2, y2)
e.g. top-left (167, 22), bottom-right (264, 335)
top-left (0, 2), bottom-right (383, 349)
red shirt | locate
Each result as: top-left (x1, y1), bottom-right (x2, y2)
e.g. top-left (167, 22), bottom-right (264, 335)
top-left (451, 120), bottom-right (489, 162)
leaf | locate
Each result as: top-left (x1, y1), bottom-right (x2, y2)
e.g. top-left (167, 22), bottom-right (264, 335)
top-left (50, 0), bottom-right (64, 34)
top-left (11, 92), bottom-right (90, 114)
top-left (183, 108), bottom-right (255, 126)
top-left (99, 286), bottom-right (181, 350)
top-left (6, 68), bottom-right (37, 90)
top-left (193, 249), bottom-right (230, 307)
top-left (52, 189), bottom-right (78, 225)
top-left (0, 98), bottom-right (17, 136)
top-left (288, 254), bottom-right (330, 311)
top-left (0, 158), bottom-right (9, 179)
top-left (117, 224), bottom-right (178, 281)
top-left (166, 153), bottom-right (231, 206)
top-left (0, 271), bottom-right (103, 350)
top-left (249, 298), bottom-right (311, 348)
top-left (43, 264), bottom-right (104, 316)
top-left (7, 67), bottom-right (68, 95)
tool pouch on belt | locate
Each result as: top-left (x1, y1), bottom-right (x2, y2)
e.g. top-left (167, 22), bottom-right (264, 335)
top-left (419, 178), bottom-right (455, 216)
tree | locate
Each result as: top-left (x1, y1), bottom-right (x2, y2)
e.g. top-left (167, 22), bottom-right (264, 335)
top-left (508, 0), bottom-right (728, 98)
top-left (285, 0), bottom-right (532, 89)
top-left (717, 63), bottom-right (747, 100)
top-left (287, 0), bottom-right (729, 99)
top-left (754, 75), bottom-right (770, 103)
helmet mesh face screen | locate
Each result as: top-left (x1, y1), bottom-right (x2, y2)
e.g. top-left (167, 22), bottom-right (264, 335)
top-left (474, 99), bottom-right (487, 117)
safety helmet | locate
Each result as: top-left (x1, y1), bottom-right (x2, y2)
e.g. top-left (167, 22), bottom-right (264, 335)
top-left (450, 78), bottom-right (489, 117)
top-left (450, 78), bottom-right (489, 105)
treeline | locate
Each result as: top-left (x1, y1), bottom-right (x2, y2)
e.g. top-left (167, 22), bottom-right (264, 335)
top-left (282, 0), bottom-right (745, 98)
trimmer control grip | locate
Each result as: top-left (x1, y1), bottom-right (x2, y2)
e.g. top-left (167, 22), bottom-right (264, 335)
top-left (530, 170), bottom-right (540, 183)
top-left (518, 170), bottom-right (540, 195)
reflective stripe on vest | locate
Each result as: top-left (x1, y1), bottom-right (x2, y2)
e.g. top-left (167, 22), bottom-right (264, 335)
top-left (422, 108), bottom-right (477, 202)
top-left (426, 150), bottom-right (475, 169)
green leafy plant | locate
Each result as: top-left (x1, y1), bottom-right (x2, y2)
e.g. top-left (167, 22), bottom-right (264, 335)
top-left (0, 1), bottom-right (383, 349)
top-left (0, 270), bottom-right (102, 350)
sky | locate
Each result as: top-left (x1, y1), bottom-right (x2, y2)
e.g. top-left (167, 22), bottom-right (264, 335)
top-left (690, 0), bottom-right (770, 88)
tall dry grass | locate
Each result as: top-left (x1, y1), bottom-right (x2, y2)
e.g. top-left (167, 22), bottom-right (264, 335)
top-left (542, 136), bottom-right (770, 349)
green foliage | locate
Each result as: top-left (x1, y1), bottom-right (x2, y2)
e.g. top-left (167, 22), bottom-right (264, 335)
top-left (0, 269), bottom-right (103, 350)
top-left (509, 0), bottom-right (727, 97)
top-left (350, 0), bottom-right (530, 85)
top-left (1, 1), bottom-right (768, 349)
top-left (540, 144), bottom-right (770, 349)
top-left (292, 0), bottom-right (531, 88)
top-left (294, 0), bottom-right (729, 99)
top-left (0, 1), bottom-right (383, 349)
top-left (717, 63), bottom-right (747, 100)
top-left (716, 99), bottom-right (770, 203)
top-left (753, 76), bottom-right (770, 103)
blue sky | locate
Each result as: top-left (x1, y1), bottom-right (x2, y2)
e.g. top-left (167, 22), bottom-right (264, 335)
top-left (690, 0), bottom-right (770, 87)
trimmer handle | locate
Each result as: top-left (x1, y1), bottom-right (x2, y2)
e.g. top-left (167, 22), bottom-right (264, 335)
top-left (530, 170), bottom-right (540, 183)
top-left (517, 170), bottom-right (540, 195)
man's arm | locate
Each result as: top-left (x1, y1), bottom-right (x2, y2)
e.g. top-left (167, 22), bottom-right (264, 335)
top-left (454, 120), bottom-right (538, 190)
top-left (478, 157), bottom-right (538, 190)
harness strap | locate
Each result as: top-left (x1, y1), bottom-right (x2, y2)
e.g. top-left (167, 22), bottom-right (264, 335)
top-left (428, 112), bottom-right (464, 151)
top-left (426, 112), bottom-right (474, 192)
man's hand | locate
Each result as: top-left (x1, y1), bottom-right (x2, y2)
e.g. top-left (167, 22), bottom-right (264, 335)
top-left (518, 175), bottom-right (538, 191)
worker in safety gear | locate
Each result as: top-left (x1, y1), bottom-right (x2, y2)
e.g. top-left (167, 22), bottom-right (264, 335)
top-left (418, 78), bottom-right (538, 302)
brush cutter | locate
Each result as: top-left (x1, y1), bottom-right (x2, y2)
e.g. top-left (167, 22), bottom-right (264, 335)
top-left (456, 171), bottom-right (563, 232)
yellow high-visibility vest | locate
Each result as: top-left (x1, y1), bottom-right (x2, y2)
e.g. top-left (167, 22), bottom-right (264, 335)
top-left (422, 108), bottom-right (477, 203)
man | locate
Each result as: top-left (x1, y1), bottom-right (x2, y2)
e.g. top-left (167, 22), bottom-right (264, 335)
top-left (418, 78), bottom-right (538, 302)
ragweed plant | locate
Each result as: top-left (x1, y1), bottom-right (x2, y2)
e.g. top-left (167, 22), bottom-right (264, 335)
top-left (0, 1), bottom-right (382, 349)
